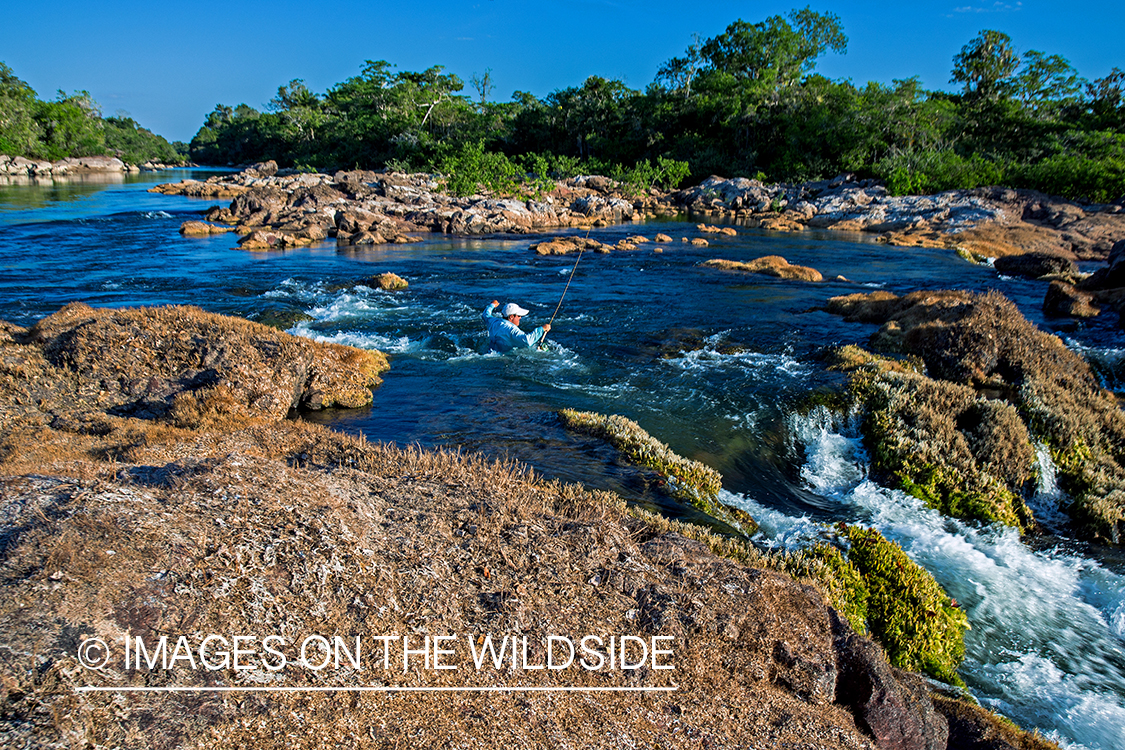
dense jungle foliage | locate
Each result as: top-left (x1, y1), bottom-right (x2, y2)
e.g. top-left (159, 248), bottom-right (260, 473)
top-left (187, 9), bottom-right (1125, 201)
top-left (0, 62), bottom-right (187, 165)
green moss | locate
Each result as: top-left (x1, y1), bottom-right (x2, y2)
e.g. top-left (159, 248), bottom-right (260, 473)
top-left (851, 367), bottom-right (1035, 531)
top-left (844, 526), bottom-right (968, 686)
top-left (801, 542), bottom-right (869, 635)
top-left (955, 246), bottom-right (989, 264)
top-left (557, 408), bottom-right (756, 536)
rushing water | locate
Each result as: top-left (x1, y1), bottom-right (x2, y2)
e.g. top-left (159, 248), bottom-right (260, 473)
top-left (2, 172), bottom-right (1123, 748)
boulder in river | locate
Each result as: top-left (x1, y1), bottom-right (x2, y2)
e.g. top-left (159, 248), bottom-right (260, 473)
top-left (993, 252), bottom-right (1078, 279)
top-left (17, 302), bottom-right (388, 426)
top-left (1043, 280), bottom-right (1100, 318)
top-left (368, 272), bottom-right (408, 291)
top-left (179, 220), bottom-right (233, 236)
top-left (703, 256), bottom-right (824, 282)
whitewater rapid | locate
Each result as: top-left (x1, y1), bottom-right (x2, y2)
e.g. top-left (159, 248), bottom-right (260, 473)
top-left (727, 406), bottom-right (1125, 750)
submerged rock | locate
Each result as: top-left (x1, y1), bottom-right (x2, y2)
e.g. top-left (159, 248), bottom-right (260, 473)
top-left (251, 308), bottom-right (315, 330)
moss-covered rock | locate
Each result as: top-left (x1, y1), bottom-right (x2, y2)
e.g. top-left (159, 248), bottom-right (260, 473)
top-left (842, 526), bottom-right (969, 687)
top-left (932, 693), bottom-right (1062, 750)
top-left (850, 367), bottom-right (1035, 529)
top-left (557, 408), bottom-right (756, 535)
top-left (780, 528), bottom-right (968, 687)
top-left (827, 289), bottom-right (1125, 544)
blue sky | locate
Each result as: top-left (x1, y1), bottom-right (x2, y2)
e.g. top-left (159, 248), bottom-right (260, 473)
top-left (2, 1), bottom-right (1122, 143)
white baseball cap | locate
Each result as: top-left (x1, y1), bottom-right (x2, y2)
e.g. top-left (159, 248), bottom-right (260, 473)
top-left (501, 303), bottom-right (529, 317)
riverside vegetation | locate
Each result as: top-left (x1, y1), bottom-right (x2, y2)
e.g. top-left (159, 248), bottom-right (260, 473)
top-left (184, 10), bottom-right (1123, 203)
top-left (0, 63), bottom-right (185, 168)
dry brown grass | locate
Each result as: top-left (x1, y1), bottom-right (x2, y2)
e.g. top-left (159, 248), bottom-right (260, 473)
top-left (0, 420), bottom-right (881, 750)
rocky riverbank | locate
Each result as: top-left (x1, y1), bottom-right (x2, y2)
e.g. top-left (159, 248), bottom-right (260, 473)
top-left (154, 161), bottom-right (679, 249)
top-left (0, 154), bottom-right (184, 178)
top-left (154, 163), bottom-right (1125, 265)
top-left (0, 304), bottom-right (1053, 749)
top-left (677, 175), bottom-right (1125, 261)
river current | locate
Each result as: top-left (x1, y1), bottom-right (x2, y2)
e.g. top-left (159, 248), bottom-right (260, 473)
top-left (2, 170), bottom-right (1123, 749)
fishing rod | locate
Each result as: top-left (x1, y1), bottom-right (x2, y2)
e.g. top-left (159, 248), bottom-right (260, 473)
top-left (539, 227), bottom-right (590, 350)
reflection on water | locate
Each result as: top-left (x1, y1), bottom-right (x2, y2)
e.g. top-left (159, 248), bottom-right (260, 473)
top-left (0, 172), bottom-right (129, 209)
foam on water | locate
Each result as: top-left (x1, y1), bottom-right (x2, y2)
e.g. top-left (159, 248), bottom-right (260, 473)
top-left (729, 408), bottom-right (1125, 750)
top-left (290, 323), bottom-right (423, 354)
top-left (786, 406), bottom-right (867, 494)
top-left (306, 292), bottom-right (402, 323)
top-left (662, 333), bottom-right (808, 379)
top-left (725, 490), bottom-right (828, 550)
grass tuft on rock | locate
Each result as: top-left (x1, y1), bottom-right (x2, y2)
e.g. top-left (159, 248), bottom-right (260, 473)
top-left (556, 408), bottom-right (756, 535)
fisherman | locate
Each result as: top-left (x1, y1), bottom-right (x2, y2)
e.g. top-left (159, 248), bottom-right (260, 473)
top-left (482, 300), bottom-right (551, 353)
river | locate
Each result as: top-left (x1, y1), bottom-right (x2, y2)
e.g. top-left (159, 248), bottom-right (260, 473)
top-left (2, 169), bottom-right (1123, 749)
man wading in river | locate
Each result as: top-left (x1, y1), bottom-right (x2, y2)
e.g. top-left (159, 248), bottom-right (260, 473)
top-left (482, 300), bottom-right (551, 353)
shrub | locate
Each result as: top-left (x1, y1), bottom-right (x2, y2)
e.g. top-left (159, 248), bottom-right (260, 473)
top-left (437, 141), bottom-right (521, 196)
top-left (874, 149), bottom-right (1004, 195)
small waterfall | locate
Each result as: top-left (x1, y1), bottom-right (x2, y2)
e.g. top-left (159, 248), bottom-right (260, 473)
top-left (1029, 442), bottom-right (1071, 531)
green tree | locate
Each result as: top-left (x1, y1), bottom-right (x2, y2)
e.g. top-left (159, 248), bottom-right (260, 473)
top-left (1015, 50), bottom-right (1085, 118)
top-left (0, 61), bottom-right (42, 156)
top-left (37, 90), bottom-right (105, 160)
top-left (1086, 67), bottom-right (1125, 131)
top-left (103, 115), bottom-right (180, 163)
top-left (951, 29), bottom-right (1019, 101)
top-left (698, 6), bottom-right (846, 92)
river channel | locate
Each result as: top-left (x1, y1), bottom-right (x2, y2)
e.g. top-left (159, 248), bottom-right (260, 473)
top-left (2, 170), bottom-right (1123, 749)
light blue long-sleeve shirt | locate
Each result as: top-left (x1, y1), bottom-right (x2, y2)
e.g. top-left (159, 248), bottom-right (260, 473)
top-left (482, 302), bottom-right (547, 353)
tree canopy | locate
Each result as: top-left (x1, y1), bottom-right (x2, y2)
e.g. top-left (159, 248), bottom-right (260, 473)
top-left (0, 62), bottom-right (184, 164)
top-left (183, 13), bottom-right (1123, 203)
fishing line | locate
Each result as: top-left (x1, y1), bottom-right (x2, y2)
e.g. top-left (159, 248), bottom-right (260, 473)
top-left (540, 225), bottom-right (591, 349)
